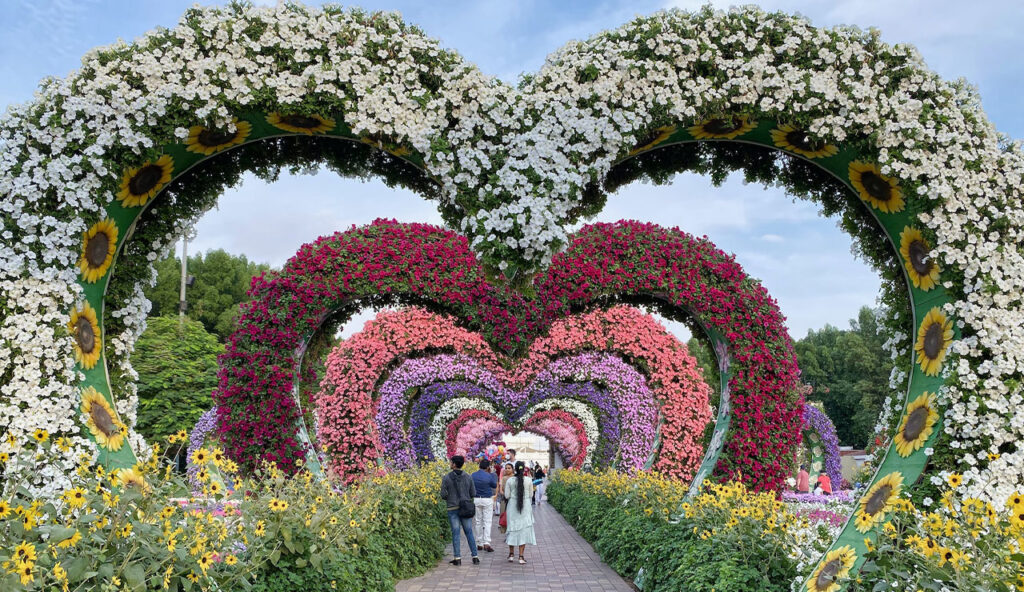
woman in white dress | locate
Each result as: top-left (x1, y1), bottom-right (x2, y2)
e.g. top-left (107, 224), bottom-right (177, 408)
top-left (504, 461), bottom-right (536, 564)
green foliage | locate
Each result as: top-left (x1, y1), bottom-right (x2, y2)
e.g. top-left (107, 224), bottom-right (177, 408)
top-left (134, 317), bottom-right (224, 445)
top-left (795, 306), bottom-right (890, 448)
top-left (146, 250), bottom-right (272, 341)
top-left (547, 471), bottom-right (799, 592)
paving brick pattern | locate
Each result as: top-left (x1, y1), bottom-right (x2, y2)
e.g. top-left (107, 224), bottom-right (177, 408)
top-left (396, 502), bottom-right (636, 592)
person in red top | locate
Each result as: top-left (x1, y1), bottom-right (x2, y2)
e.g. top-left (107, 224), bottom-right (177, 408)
top-left (817, 473), bottom-right (833, 495)
top-left (796, 465), bottom-right (810, 493)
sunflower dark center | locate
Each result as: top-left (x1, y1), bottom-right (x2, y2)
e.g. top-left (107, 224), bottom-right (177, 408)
top-left (85, 232), bottom-right (110, 268)
top-left (923, 323), bottom-right (944, 359)
top-left (703, 118), bottom-right (741, 135)
top-left (197, 127), bottom-right (238, 147)
top-left (786, 129), bottom-right (824, 152)
top-left (90, 403), bottom-right (116, 436)
top-left (864, 483), bottom-right (892, 516)
top-left (636, 129), bottom-right (663, 147)
top-left (75, 317), bottom-right (95, 353)
top-left (908, 240), bottom-right (933, 275)
top-left (859, 171), bottom-right (892, 201)
top-left (815, 558), bottom-right (841, 588)
top-left (279, 114), bottom-right (323, 129)
top-left (902, 406), bottom-right (930, 442)
top-left (128, 164), bottom-right (164, 196)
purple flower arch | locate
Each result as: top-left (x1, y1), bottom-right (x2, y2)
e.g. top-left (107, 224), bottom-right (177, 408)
top-left (802, 404), bottom-right (843, 488)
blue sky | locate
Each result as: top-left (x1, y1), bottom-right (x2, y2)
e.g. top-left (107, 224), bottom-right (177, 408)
top-left (2, 0), bottom-right (1021, 340)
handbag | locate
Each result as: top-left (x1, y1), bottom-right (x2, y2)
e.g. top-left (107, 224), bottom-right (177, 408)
top-left (499, 511), bottom-right (507, 529)
top-left (457, 498), bottom-right (475, 519)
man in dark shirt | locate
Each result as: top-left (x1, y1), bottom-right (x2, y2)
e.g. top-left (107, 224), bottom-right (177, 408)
top-left (471, 459), bottom-right (499, 552)
top-left (440, 455), bottom-right (479, 565)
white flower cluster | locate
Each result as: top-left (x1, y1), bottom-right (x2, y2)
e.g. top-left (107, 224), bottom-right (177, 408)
top-left (0, 3), bottom-right (1021, 513)
top-left (526, 398), bottom-right (601, 465)
top-left (428, 398), bottom-right (497, 459)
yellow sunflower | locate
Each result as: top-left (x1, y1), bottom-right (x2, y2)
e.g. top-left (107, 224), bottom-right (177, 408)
top-left (805, 545), bottom-right (857, 592)
top-left (770, 123), bottom-right (839, 159)
top-left (854, 471), bottom-right (904, 532)
top-left (80, 386), bottom-right (126, 451)
top-left (113, 466), bottom-right (148, 491)
top-left (899, 227), bottom-right (940, 291)
top-left (117, 154), bottom-right (173, 208)
top-left (266, 112), bottom-right (335, 135)
top-left (893, 392), bottom-right (938, 457)
top-left (849, 161), bottom-right (904, 213)
top-left (62, 487), bottom-right (88, 509)
top-left (627, 125), bottom-right (678, 156)
top-left (186, 118), bottom-right (252, 155)
top-left (687, 115), bottom-right (756, 140)
top-left (914, 307), bottom-right (953, 376)
top-left (76, 219), bottom-right (118, 283)
top-left (68, 302), bottom-right (102, 369)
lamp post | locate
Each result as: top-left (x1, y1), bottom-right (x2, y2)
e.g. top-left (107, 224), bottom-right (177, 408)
top-left (178, 229), bottom-right (197, 325)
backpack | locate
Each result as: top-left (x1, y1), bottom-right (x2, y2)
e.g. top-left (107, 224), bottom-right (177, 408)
top-left (450, 472), bottom-right (475, 518)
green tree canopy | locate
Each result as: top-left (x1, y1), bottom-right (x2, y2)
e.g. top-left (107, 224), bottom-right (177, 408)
top-left (794, 306), bottom-right (889, 448)
top-left (146, 248), bottom-right (272, 340)
top-left (133, 316), bottom-right (224, 446)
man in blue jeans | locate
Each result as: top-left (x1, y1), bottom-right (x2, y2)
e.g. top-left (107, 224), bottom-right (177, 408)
top-left (440, 455), bottom-right (479, 565)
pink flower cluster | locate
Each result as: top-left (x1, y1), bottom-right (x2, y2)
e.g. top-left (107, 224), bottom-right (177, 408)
top-left (524, 410), bottom-right (589, 468)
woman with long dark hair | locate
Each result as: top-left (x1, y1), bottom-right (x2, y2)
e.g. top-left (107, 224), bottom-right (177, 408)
top-left (503, 460), bottom-right (536, 563)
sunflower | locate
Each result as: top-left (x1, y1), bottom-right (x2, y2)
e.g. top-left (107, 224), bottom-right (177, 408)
top-left (14, 541), bottom-right (37, 563)
top-left (254, 520), bottom-right (266, 536)
top-left (805, 545), bottom-right (856, 592)
top-left (113, 466), bottom-right (148, 491)
top-left (185, 118), bottom-right (252, 155)
top-left (68, 302), bottom-right (102, 369)
top-left (687, 115), bottom-right (757, 140)
top-left (854, 471), bottom-right (904, 532)
top-left (81, 387), bottom-right (126, 451)
top-left (849, 161), bottom-right (904, 213)
top-left (32, 428), bottom-right (49, 442)
top-left (914, 307), bottom-right (953, 376)
top-left (76, 219), bottom-right (118, 283)
top-left (266, 112), bottom-right (335, 135)
top-left (198, 552), bottom-right (213, 573)
top-left (63, 487), bottom-right (88, 509)
top-left (893, 392), bottom-right (938, 457)
top-left (225, 554), bottom-right (238, 566)
top-left (117, 154), bottom-right (173, 208)
top-left (627, 125), bottom-right (678, 156)
top-left (770, 123), bottom-right (838, 159)
top-left (0, 500), bottom-right (10, 519)
top-left (899, 227), bottom-right (940, 291)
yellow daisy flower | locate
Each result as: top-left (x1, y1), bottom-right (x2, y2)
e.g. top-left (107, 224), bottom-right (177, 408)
top-left (62, 487), bottom-right (88, 509)
top-left (77, 218), bottom-right (119, 283)
top-left (68, 302), bottom-right (102, 369)
top-left (914, 307), bottom-right (953, 376)
top-left (32, 428), bottom-right (49, 443)
top-left (947, 473), bottom-right (963, 489)
top-left (849, 161), bottom-right (904, 213)
top-left (56, 530), bottom-right (82, 549)
top-left (687, 115), bottom-right (756, 140)
top-left (627, 125), bottom-right (678, 156)
top-left (191, 447), bottom-right (210, 466)
top-left (80, 386), bottom-right (126, 451)
top-left (254, 520), bottom-right (266, 536)
top-left (855, 472), bottom-right (904, 533)
top-left (17, 561), bottom-right (34, 586)
top-left (0, 499), bottom-right (10, 518)
top-left (770, 123), bottom-right (838, 159)
top-left (899, 227), bottom-right (940, 291)
top-left (805, 545), bottom-right (856, 592)
top-left (117, 154), bottom-right (174, 208)
top-left (360, 134), bottom-right (413, 157)
top-left (113, 466), bottom-right (148, 492)
top-left (14, 541), bottom-right (37, 563)
top-left (266, 112), bottom-right (335, 135)
top-left (185, 118), bottom-right (252, 155)
top-left (198, 552), bottom-right (213, 573)
top-left (893, 392), bottom-right (938, 457)
top-left (225, 554), bottom-right (238, 566)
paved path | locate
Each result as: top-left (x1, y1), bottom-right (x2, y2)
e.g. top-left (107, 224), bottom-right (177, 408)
top-left (396, 501), bottom-right (636, 592)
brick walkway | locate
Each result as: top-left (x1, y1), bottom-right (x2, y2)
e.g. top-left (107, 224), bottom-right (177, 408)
top-left (396, 501), bottom-right (636, 592)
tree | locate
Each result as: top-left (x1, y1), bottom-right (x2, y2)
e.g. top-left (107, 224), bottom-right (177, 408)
top-left (133, 316), bottom-right (224, 445)
top-left (794, 307), bottom-right (889, 448)
top-left (146, 249), bottom-right (271, 340)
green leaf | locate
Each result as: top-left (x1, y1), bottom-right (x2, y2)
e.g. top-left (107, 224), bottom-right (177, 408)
top-left (269, 548), bottom-right (281, 566)
top-left (123, 563), bottom-right (145, 592)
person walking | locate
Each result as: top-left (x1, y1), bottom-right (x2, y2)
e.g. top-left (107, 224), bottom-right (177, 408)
top-left (498, 460), bottom-right (515, 525)
top-left (471, 459), bottom-right (498, 553)
top-left (440, 455), bottom-right (479, 566)
top-left (533, 464), bottom-right (546, 504)
top-left (504, 461), bottom-right (536, 564)
top-left (817, 472), bottom-right (833, 495)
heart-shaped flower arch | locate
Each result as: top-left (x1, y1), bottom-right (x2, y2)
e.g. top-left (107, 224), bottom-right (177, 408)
top-left (2, 2), bottom-right (1021, 587)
